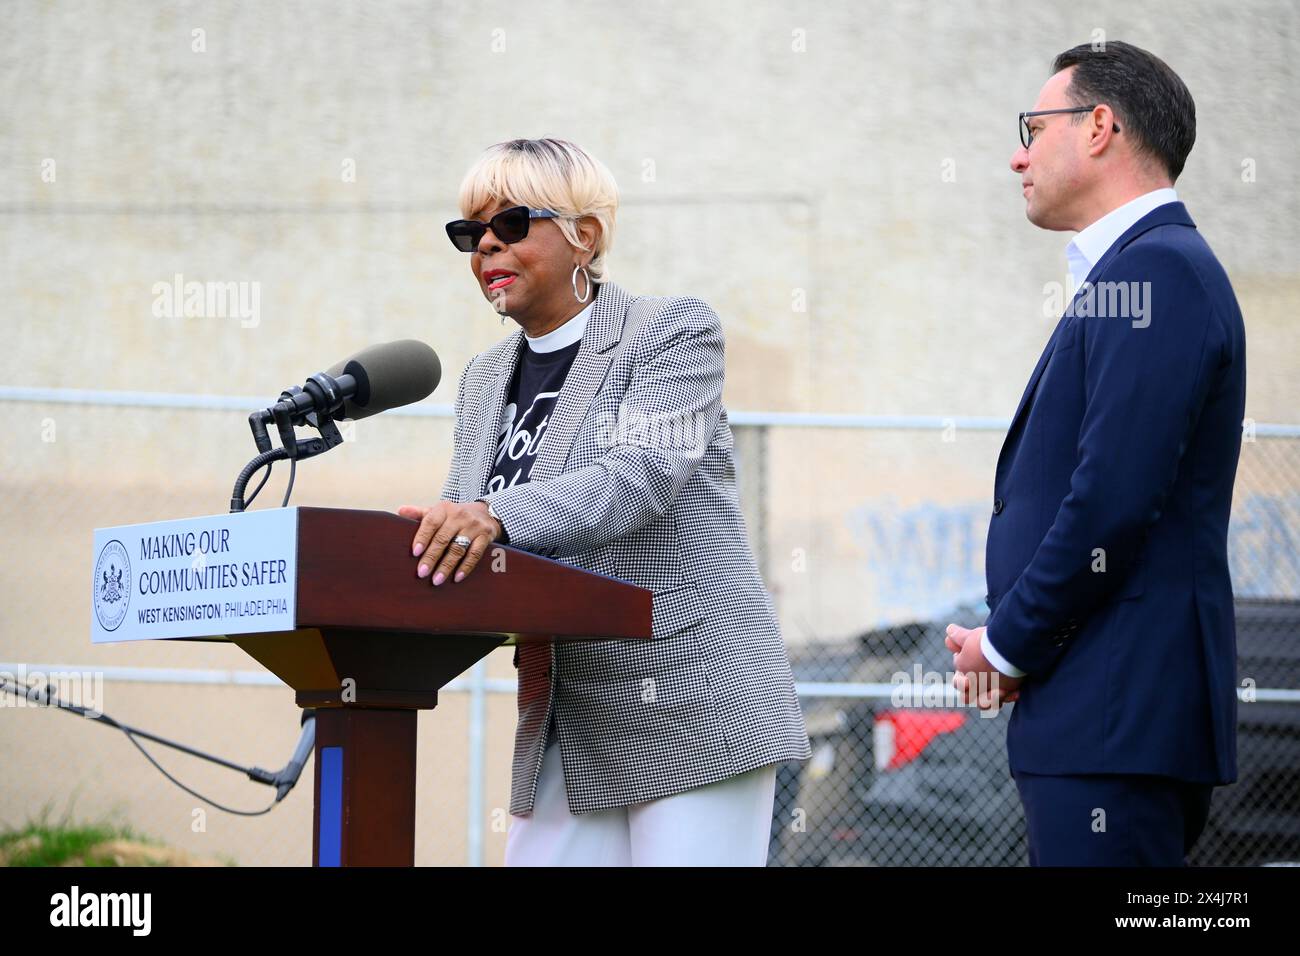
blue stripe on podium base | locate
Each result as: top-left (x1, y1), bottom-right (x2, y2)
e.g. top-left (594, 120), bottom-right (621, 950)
top-left (318, 746), bottom-right (343, 867)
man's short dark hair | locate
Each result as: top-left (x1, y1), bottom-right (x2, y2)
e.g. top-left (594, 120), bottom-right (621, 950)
top-left (1053, 41), bottom-right (1196, 181)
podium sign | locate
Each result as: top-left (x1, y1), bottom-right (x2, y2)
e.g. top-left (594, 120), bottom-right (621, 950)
top-left (88, 506), bottom-right (653, 865)
top-left (91, 509), bottom-right (298, 643)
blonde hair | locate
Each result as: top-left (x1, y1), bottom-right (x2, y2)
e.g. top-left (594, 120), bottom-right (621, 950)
top-left (457, 138), bottom-right (619, 281)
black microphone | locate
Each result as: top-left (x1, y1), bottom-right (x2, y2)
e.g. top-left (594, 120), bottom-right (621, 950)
top-left (270, 339), bottom-right (441, 427)
top-left (323, 339), bottom-right (442, 421)
top-left (235, 341), bottom-right (442, 509)
top-left (248, 339), bottom-right (441, 450)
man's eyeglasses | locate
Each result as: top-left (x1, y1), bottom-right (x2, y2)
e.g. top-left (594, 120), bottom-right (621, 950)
top-left (1018, 106), bottom-right (1121, 149)
top-left (445, 205), bottom-right (559, 252)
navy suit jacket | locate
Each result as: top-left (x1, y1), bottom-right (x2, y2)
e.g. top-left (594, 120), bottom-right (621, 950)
top-left (985, 202), bottom-right (1245, 785)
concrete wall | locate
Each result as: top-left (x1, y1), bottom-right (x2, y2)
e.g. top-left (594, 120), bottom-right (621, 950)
top-left (2, 0), bottom-right (1297, 865)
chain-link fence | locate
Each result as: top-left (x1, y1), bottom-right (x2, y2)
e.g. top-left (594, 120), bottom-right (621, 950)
top-left (742, 420), bottom-right (1300, 866)
top-left (2, 395), bottom-right (1296, 865)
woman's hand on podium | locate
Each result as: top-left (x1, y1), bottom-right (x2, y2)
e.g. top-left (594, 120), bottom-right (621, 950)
top-left (397, 502), bottom-right (503, 586)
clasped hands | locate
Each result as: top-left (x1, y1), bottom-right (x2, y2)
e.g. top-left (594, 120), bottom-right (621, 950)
top-left (945, 624), bottom-right (1023, 712)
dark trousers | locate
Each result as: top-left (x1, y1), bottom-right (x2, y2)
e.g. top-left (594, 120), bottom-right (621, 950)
top-left (1014, 771), bottom-right (1214, 866)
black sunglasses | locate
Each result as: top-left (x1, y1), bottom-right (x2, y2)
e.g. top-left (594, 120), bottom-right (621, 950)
top-left (445, 205), bottom-right (559, 252)
top-left (1019, 105), bottom-right (1120, 149)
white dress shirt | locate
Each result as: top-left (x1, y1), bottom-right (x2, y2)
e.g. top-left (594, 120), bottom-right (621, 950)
top-left (982, 187), bottom-right (1179, 680)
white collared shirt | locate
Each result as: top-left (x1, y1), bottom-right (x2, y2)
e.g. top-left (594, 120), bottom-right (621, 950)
top-left (524, 299), bottom-right (594, 353)
top-left (982, 187), bottom-right (1179, 681)
top-left (1064, 187), bottom-right (1179, 290)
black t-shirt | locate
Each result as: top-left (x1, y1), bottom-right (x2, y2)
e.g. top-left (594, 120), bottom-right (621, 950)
top-left (486, 339), bottom-right (581, 493)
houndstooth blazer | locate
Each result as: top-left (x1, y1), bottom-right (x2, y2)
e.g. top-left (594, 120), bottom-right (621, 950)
top-left (440, 280), bottom-right (810, 815)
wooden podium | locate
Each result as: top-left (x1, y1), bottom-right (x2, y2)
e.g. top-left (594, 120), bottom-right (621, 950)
top-left (90, 507), bottom-right (653, 866)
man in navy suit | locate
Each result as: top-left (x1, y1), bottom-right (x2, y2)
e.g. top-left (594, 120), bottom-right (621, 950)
top-left (945, 41), bottom-right (1246, 865)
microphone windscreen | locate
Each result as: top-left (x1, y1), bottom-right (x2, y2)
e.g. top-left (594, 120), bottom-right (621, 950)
top-left (327, 340), bottom-right (441, 420)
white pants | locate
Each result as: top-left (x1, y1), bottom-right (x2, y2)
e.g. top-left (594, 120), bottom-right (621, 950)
top-left (505, 738), bottom-right (778, 866)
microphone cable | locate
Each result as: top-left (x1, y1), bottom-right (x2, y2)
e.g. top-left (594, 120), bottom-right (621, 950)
top-left (236, 455), bottom-right (295, 509)
top-left (0, 675), bottom-right (314, 817)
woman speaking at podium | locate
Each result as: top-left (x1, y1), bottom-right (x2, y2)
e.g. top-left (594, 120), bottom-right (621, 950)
top-left (398, 138), bottom-right (809, 866)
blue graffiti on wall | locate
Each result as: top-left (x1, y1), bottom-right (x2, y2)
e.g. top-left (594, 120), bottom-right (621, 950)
top-left (845, 493), bottom-right (1300, 626)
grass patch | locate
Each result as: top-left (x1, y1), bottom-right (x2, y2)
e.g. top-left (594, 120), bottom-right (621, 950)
top-left (0, 809), bottom-right (232, 866)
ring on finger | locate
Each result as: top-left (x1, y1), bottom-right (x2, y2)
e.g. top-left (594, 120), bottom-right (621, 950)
top-left (453, 534), bottom-right (472, 548)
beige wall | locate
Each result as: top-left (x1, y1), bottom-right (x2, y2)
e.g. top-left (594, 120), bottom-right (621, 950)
top-left (3, 0), bottom-right (1297, 865)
